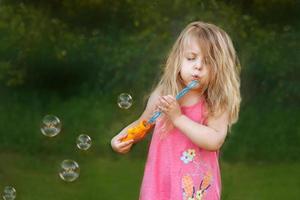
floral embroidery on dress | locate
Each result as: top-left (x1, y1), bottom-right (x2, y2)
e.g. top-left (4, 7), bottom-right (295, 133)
top-left (180, 149), bottom-right (196, 164)
top-left (187, 149), bottom-right (196, 158)
top-left (180, 148), bottom-right (213, 200)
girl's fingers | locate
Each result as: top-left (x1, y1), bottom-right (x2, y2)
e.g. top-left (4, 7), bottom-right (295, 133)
top-left (158, 105), bottom-right (167, 112)
top-left (160, 97), bottom-right (170, 108)
top-left (158, 95), bottom-right (178, 114)
top-left (165, 95), bottom-right (176, 104)
top-left (119, 133), bottom-right (127, 139)
top-left (167, 96), bottom-right (178, 108)
top-left (155, 103), bottom-right (162, 110)
top-left (119, 145), bottom-right (133, 153)
top-left (120, 145), bottom-right (132, 152)
top-left (162, 96), bottom-right (172, 104)
top-left (118, 139), bottom-right (134, 148)
top-left (117, 134), bottom-right (128, 142)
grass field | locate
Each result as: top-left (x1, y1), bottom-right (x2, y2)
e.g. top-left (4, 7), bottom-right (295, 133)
top-left (1, 152), bottom-right (299, 200)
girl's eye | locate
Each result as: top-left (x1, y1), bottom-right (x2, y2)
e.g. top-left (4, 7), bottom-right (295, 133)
top-left (187, 57), bottom-right (195, 61)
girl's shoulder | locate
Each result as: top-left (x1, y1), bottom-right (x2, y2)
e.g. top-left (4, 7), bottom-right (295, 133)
top-left (138, 86), bottom-right (162, 121)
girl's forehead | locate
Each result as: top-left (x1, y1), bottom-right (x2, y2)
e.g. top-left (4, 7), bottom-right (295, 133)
top-left (182, 36), bottom-right (202, 55)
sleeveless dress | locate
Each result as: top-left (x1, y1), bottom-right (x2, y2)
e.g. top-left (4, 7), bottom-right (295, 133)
top-left (139, 98), bottom-right (221, 200)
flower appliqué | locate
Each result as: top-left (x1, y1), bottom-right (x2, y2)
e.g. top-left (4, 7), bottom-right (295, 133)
top-left (180, 149), bottom-right (196, 164)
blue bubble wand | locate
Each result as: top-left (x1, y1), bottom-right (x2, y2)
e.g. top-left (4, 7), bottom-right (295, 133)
top-left (122, 80), bottom-right (199, 142)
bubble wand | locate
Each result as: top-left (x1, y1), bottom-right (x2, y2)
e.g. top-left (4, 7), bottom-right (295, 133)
top-left (122, 80), bottom-right (199, 142)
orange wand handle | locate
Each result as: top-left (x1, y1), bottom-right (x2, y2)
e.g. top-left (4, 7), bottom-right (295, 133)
top-left (121, 120), bottom-right (153, 142)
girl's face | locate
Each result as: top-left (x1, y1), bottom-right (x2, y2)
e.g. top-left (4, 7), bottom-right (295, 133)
top-left (179, 38), bottom-right (210, 92)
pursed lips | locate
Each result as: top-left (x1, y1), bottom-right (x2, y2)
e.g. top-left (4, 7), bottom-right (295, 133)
top-left (192, 74), bottom-right (200, 80)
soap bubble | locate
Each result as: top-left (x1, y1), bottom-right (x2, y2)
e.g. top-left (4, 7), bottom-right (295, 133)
top-left (76, 134), bottom-right (92, 150)
top-left (40, 115), bottom-right (61, 137)
top-left (59, 160), bottom-right (80, 182)
top-left (2, 186), bottom-right (16, 200)
top-left (117, 93), bottom-right (133, 109)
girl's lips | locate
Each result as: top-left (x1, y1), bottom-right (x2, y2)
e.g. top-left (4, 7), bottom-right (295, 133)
top-left (192, 74), bottom-right (200, 80)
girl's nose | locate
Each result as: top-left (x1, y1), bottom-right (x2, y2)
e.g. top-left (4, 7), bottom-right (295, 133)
top-left (194, 60), bottom-right (202, 70)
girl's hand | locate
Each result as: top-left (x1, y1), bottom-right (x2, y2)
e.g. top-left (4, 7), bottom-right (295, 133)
top-left (111, 133), bottom-right (134, 154)
top-left (158, 95), bottom-right (182, 123)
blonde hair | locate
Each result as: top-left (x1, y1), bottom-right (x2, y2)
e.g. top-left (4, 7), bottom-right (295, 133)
top-left (154, 21), bottom-right (241, 132)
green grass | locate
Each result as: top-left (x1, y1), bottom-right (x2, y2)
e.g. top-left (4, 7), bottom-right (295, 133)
top-left (0, 152), bottom-right (299, 200)
top-left (221, 162), bottom-right (300, 199)
top-left (0, 152), bottom-right (144, 199)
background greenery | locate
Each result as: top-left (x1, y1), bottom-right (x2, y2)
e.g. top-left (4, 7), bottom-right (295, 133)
top-left (0, 0), bottom-right (299, 199)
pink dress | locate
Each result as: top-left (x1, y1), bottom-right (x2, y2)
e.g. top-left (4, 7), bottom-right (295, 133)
top-left (139, 99), bottom-right (221, 200)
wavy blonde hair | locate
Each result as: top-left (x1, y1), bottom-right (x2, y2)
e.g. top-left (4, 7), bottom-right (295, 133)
top-left (154, 21), bottom-right (241, 132)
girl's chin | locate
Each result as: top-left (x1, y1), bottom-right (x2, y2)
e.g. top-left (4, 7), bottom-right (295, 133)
top-left (192, 82), bottom-right (207, 93)
top-left (191, 86), bottom-right (202, 92)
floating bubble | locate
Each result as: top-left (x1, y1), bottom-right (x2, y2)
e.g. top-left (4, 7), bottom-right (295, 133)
top-left (59, 160), bottom-right (80, 182)
top-left (2, 186), bottom-right (16, 200)
top-left (40, 115), bottom-right (61, 137)
top-left (76, 134), bottom-right (92, 150)
top-left (117, 93), bottom-right (133, 109)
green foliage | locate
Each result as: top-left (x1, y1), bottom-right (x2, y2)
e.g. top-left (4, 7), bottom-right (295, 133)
top-left (0, 0), bottom-right (299, 161)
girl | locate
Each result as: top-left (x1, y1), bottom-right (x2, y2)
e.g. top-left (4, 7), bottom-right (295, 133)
top-left (111, 21), bottom-right (241, 200)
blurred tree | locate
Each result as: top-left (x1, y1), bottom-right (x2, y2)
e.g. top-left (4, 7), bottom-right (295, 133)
top-left (0, 0), bottom-right (298, 102)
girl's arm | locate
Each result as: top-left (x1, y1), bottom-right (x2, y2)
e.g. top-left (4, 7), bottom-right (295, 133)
top-left (111, 87), bottom-right (161, 154)
top-left (173, 111), bottom-right (229, 151)
top-left (158, 95), bottom-right (228, 151)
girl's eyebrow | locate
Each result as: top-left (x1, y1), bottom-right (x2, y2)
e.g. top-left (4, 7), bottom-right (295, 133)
top-left (186, 51), bottom-right (197, 55)
top-left (185, 51), bottom-right (197, 54)
top-left (185, 51), bottom-right (200, 56)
